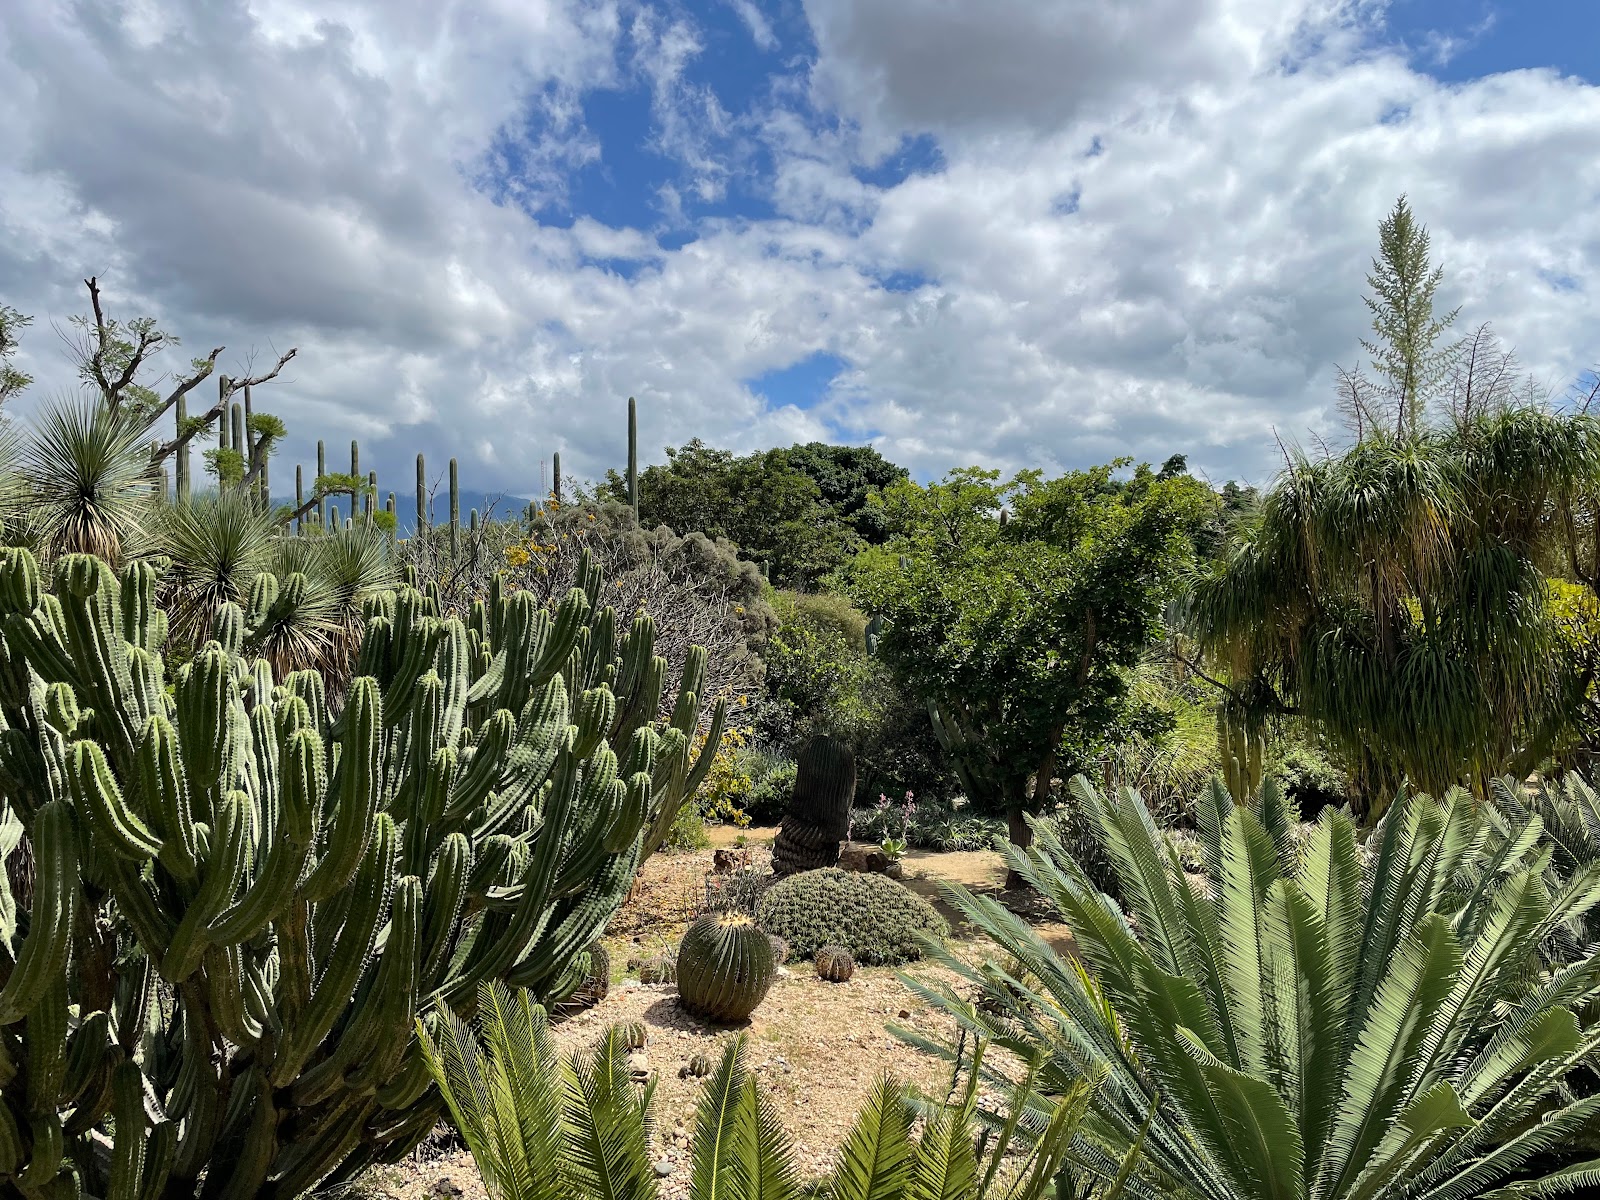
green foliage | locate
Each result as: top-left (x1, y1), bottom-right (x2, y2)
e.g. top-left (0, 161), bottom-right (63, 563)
top-left (0, 544), bottom-right (725, 1196)
top-left (842, 460), bottom-right (1215, 831)
top-left (23, 397), bottom-right (159, 563)
top-left (738, 751), bottom-right (795, 824)
top-left (760, 590), bottom-right (953, 805)
top-left (915, 773), bottom-right (1600, 1200)
top-left (599, 439), bottom-right (907, 588)
top-left (425, 986), bottom-right (1092, 1200)
top-left (675, 912), bottom-right (777, 1022)
top-left (245, 411), bottom-right (286, 443)
top-left (661, 801), bottom-right (711, 852)
top-left (0, 304), bottom-right (34, 407)
top-left (756, 868), bottom-right (947, 965)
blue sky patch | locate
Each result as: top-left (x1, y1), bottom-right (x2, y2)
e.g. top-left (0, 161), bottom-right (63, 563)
top-left (748, 351), bottom-right (846, 411)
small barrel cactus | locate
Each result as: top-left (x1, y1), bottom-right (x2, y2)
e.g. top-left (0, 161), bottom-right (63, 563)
top-left (677, 912), bottom-right (777, 1022)
top-left (638, 954), bottom-right (677, 985)
top-left (768, 934), bottom-right (790, 965)
top-left (616, 1019), bottom-right (648, 1050)
top-left (815, 945), bottom-right (855, 983)
top-left (686, 1052), bottom-right (715, 1078)
top-left (556, 942), bottom-right (610, 1014)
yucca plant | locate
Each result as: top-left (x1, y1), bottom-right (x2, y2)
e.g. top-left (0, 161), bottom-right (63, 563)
top-left (423, 981), bottom-right (1114, 1200)
top-left (907, 775), bottom-right (1600, 1200)
top-left (22, 395), bottom-right (158, 563)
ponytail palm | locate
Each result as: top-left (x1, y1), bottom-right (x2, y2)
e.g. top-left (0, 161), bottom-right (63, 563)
top-left (422, 981), bottom-right (1108, 1200)
top-left (910, 776), bottom-right (1600, 1200)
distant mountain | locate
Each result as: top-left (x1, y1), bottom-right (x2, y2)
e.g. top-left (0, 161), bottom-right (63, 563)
top-left (275, 490), bottom-right (533, 537)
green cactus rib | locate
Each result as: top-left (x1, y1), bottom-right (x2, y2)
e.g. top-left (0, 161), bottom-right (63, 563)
top-left (675, 912), bottom-right (776, 1023)
top-left (0, 545), bottom-right (727, 1196)
top-left (0, 800), bottom-right (75, 1025)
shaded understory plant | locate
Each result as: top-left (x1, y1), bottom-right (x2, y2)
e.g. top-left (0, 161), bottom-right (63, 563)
top-left (907, 774), bottom-right (1600, 1200)
top-left (422, 980), bottom-right (1122, 1200)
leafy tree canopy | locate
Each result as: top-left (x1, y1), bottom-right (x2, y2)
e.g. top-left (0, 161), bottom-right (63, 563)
top-left (840, 460), bottom-right (1216, 849)
top-left (601, 438), bottom-right (907, 588)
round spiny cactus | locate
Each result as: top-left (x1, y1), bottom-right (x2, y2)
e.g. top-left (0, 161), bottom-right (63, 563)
top-left (768, 934), bottom-right (790, 965)
top-left (676, 912), bottom-right (777, 1023)
top-left (687, 1052), bottom-right (715, 1078)
top-left (637, 954), bottom-right (676, 985)
top-left (815, 945), bottom-right (855, 983)
top-left (616, 1019), bottom-right (648, 1050)
top-left (557, 941), bottom-right (610, 1014)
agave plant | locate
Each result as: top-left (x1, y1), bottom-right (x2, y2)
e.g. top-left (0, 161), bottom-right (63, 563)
top-left (421, 981), bottom-right (1112, 1200)
top-left (907, 775), bottom-right (1600, 1200)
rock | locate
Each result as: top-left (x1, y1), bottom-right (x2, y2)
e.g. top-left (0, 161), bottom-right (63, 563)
top-left (431, 1179), bottom-right (465, 1198)
top-left (628, 1049), bottom-right (650, 1081)
top-left (654, 1159), bottom-right (673, 1178)
top-left (898, 1009), bottom-right (910, 1019)
top-left (837, 841), bottom-right (891, 874)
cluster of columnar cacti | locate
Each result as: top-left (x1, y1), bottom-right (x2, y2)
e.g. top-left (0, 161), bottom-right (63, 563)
top-left (675, 912), bottom-right (777, 1023)
top-left (0, 543), bottom-right (725, 1198)
top-left (770, 734), bottom-right (856, 875)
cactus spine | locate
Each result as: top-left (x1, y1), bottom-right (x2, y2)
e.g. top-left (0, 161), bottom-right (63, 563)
top-left (675, 912), bottom-right (776, 1023)
top-left (0, 544), bottom-right (727, 1197)
top-left (449, 457), bottom-right (460, 554)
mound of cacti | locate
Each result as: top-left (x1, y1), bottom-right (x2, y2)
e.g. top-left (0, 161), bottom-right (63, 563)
top-left (757, 868), bottom-right (947, 965)
top-left (770, 734), bottom-right (855, 875)
top-left (0, 546), bottom-right (725, 1198)
top-left (814, 945), bottom-right (855, 982)
top-left (675, 912), bottom-right (776, 1023)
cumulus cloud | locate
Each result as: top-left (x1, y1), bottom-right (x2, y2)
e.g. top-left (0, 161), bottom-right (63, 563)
top-left (1, 0), bottom-right (1598, 501)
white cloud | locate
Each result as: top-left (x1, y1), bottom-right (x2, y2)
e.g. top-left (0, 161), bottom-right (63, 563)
top-left (1, 0), bottom-right (1598, 504)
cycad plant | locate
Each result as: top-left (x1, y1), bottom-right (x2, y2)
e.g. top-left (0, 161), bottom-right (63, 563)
top-left (909, 775), bottom-right (1600, 1200)
top-left (422, 980), bottom-right (1107, 1200)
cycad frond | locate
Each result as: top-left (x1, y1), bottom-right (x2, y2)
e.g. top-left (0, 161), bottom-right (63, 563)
top-left (826, 1075), bottom-right (913, 1200)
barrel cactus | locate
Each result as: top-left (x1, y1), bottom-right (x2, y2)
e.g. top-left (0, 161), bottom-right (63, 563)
top-left (637, 954), bottom-right (676, 985)
top-left (686, 1051), bottom-right (714, 1078)
top-left (616, 1019), bottom-right (648, 1050)
top-left (675, 912), bottom-right (776, 1023)
top-left (815, 946), bottom-right (855, 983)
top-left (0, 546), bottom-right (725, 1198)
top-left (555, 942), bottom-right (610, 1014)
top-left (771, 734), bottom-right (855, 875)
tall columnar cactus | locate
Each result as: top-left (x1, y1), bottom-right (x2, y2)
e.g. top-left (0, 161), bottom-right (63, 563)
top-left (771, 734), bottom-right (855, 875)
top-left (551, 450), bottom-right (561, 506)
top-left (316, 439), bottom-right (328, 529)
top-left (675, 913), bottom-right (776, 1023)
top-left (449, 457), bottom-right (460, 555)
top-left (0, 545), bottom-right (726, 1198)
top-left (626, 396), bottom-right (638, 521)
top-left (416, 453), bottom-right (427, 535)
top-left (175, 393), bottom-right (191, 502)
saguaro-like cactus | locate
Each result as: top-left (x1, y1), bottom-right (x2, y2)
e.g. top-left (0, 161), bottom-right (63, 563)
top-left (626, 396), bottom-right (638, 521)
top-left (449, 457), bottom-right (460, 554)
top-left (0, 545), bottom-right (726, 1198)
top-left (551, 450), bottom-right (562, 506)
top-left (416, 453), bottom-right (427, 535)
top-left (316, 439), bottom-right (328, 529)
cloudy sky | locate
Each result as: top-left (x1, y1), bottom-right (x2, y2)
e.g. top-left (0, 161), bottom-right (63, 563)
top-left (3, 0), bottom-right (1597, 499)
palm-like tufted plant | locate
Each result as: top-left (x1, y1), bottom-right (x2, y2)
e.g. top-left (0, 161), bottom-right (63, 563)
top-left (907, 775), bottom-right (1600, 1200)
top-left (0, 544), bottom-right (725, 1198)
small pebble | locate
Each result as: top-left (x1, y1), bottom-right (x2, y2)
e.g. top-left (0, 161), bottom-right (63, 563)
top-left (654, 1159), bottom-right (673, 1177)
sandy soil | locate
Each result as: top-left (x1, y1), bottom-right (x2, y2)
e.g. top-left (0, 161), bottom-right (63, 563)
top-left (355, 831), bottom-right (1072, 1200)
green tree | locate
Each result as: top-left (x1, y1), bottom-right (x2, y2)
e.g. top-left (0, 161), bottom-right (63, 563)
top-left (1188, 198), bottom-right (1600, 812)
top-left (843, 462), bottom-right (1213, 865)
top-left (600, 439), bottom-right (907, 588)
